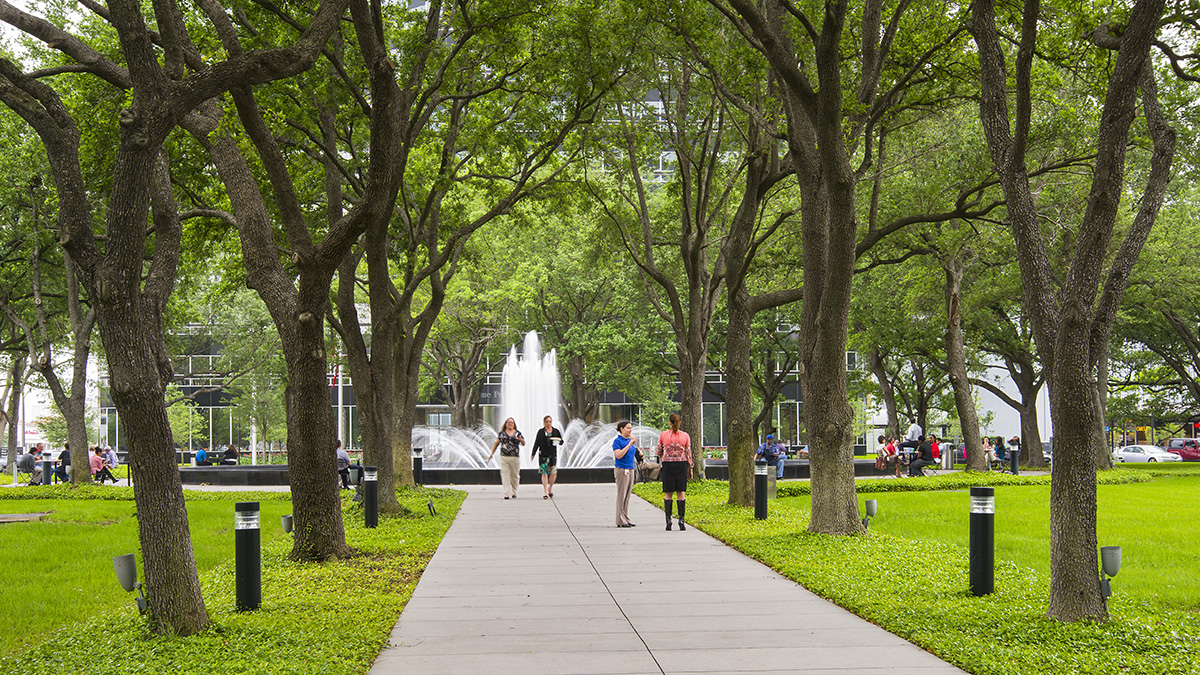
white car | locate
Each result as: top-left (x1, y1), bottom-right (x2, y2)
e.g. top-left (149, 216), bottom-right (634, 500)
top-left (1115, 445), bottom-right (1182, 463)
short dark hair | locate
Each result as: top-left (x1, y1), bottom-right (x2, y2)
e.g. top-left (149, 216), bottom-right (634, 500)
top-left (616, 420), bottom-right (631, 432)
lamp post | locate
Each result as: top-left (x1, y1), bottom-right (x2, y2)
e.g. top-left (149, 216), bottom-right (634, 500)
top-left (234, 502), bottom-right (261, 611)
top-left (41, 452), bottom-right (52, 486)
top-left (364, 466), bottom-right (378, 528)
top-left (969, 487), bottom-right (994, 596)
top-left (412, 447), bottom-right (423, 486)
top-left (754, 460), bottom-right (768, 520)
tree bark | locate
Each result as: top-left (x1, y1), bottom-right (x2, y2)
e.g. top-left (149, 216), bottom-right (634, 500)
top-left (943, 258), bottom-right (984, 471)
top-left (970, 0), bottom-right (1173, 622)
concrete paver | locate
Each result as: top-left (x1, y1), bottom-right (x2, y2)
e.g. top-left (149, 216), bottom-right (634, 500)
top-left (369, 483), bottom-right (965, 674)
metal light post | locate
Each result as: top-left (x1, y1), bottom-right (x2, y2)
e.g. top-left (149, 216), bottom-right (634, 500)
top-left (412, 447), bottom-right (423, 486)
top-left (754, 460), bottom-right (768, 520)
top-left (969, 487), bottom-right (995, 596)
top-left (364, 466), bottom-right (378, 528)
top-left (234, 502), bottom-right (261, 611)
top-left (42, 451), bottom-right (52, 486)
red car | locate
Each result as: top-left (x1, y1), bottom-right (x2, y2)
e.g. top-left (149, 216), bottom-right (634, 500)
top-left (1162, 438), bottom-right (1200, 461)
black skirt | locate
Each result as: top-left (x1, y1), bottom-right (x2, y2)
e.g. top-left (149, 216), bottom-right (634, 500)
top-left (661, 461), bottom-right (690, 493)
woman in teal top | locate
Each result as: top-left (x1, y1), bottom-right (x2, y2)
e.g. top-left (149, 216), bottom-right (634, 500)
top-left (612, 421), bottom-right (638, 527)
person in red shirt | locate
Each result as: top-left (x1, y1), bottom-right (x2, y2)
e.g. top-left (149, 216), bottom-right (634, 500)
top-left (657, 413), bottom-right (693, 531)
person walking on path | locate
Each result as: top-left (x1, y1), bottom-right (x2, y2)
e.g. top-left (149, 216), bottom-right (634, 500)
top-left (488, 418), bottom-right (525, 499)
top-left (657, 413), bottom-right (693, 531)
top-left (532, 415), bottom-right (563, 499)
top-left (612, 420), bottom-right (638, 527)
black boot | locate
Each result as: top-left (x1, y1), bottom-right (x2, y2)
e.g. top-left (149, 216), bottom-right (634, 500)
top-left (664, 499), bottom-right (673, 530)
top-left (677, 499), bottom-right (686, 531)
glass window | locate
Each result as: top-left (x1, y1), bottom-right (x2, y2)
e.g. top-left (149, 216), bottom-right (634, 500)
top-left (702, 402), bottom-right (724, 447)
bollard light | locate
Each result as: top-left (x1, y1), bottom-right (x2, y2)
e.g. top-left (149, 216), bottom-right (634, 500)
top-left (427, 499), bottom-right (436, 516)
top-left (234, 502), bottom-right (261, 611)
top-left (112, 553), bottom-right (147, 614)
top-left (412, 447), bottom-right (424, 486)
top-left (281, 514), bottom-right (293, 533)
top-left (862, 498), bottom-right (878, 528)
top-left (754, 460), bottom-right (768, 520)
top-left (969, 487), bottom-right (995, 596)
top-left (1100, 546), bottom-right (1122, 605)
top-left (364, 466), bottom-right (379, 528)
top-left (42, 454), bottom-right (52, 486)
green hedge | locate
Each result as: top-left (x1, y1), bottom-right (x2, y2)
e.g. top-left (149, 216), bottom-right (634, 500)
top-left (774, 467), bottom-right (1152, 498)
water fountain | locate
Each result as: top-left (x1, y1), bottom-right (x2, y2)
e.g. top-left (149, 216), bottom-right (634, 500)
top-left (410, 330), bottom-right (660, 471)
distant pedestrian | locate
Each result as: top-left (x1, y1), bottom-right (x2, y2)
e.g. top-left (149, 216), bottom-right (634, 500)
top-left (488, 417), bottom-right (525, 499)
top-left (532, 415), bottom-right (563, 499)
top-left (612, 420), bottom-right (638, 527)
top-left (657, 414), bottom-right (692, 531)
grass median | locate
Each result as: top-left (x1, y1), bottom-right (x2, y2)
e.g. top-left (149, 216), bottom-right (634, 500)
top-left (0, 484), bottom-right (464, 674)
top-left (634, 468), bottom-right (1200, 675)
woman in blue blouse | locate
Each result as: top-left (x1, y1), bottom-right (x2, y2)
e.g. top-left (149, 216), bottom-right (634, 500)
top-left (612, 420), bottom-right (638, 527)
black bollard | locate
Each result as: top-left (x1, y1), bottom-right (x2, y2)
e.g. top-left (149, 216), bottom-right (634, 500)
top-left (1009, 444), bottom-right (1019, 475)
top-left (234, 502), bottom-right (261, 611)
top-left (754, 459), bottom-right (768, 520)
top-left (364, 466), bottom-right (378, 528)
top-left (969, 487), bottom-right (994, 596)
top-left (42, 454), bottom-right (53, 486)
top-left (412, 448), bottom-right (423, 486)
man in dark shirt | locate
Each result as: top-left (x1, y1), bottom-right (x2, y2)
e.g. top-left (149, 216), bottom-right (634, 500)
top-left (908, 435), bottom-right (935, 477)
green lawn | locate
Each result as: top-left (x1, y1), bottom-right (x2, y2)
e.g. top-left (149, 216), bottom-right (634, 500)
top-left (0, 485), bottom-right (464, 673)
top-left (854, 474), bottom-right (1200, 610)
top-left (634, 470), bottom-right (1200, 675)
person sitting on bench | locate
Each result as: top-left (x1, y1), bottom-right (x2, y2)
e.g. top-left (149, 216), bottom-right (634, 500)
top-left (17, 447), bottom-right (42, 485)
top-left (52, 444), bottom-right (71, 483)
top-left (908, 435), bottom-right (935, 477)
top-left (90, 446), bottom-right (118, 484)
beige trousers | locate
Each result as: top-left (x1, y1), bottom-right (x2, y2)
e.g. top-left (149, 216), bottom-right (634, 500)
top-left (614, 467), bottom-right (634, 526)
top-left (498, 455), bottom-right (521, 497)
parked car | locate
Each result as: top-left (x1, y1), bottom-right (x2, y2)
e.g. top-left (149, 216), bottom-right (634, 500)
top-left (1160, 438), bottom-right (1200, 461)
top-left (1115, 444), bottom-right (1182, 463)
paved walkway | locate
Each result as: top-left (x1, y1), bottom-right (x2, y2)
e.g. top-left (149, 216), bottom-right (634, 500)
top-left (369, 483), bottom-right (965, 674)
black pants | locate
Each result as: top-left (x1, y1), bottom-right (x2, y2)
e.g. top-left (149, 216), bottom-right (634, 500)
top-left (909, 458), bottom-right (933, 476)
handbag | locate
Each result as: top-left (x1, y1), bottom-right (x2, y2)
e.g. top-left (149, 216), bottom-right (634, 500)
top-left (874, 456), bottom-right (887, 470)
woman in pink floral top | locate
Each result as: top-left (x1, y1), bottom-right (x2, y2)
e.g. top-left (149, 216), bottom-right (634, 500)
top-left (657, 413), bottom-right (692, 531)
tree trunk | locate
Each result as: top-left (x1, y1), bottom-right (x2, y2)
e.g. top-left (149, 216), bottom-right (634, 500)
top-left (869, 350), bottom-right (899, 438)
top-left (1093, 349), bottom-right (1112, 469)
top-left (278, 313), bottom-right (353, 561)
top-left (6, 356), bottom-right (24, 471)
top-left (725, 288), bottom-right (754, 506)
top-left (335, 254), bottom-right (402, 514)
top-left (1019, 403), bottom-right (1044, 467)
top-left (677, 352), bottom-right (707, 478)
top-left (943, 261), bottom-right (984, 471)
top-left (1046, 352), bottom-right (1105, 620)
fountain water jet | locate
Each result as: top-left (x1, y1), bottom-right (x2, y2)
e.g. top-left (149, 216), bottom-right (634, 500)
top-left (411, 330), bottom-right (660, 470)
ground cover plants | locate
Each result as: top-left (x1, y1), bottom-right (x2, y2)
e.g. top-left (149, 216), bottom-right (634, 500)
top-left (633, 470), bottom-right (1200, 674)
top-left (0, 485), bottom-right (464, 674)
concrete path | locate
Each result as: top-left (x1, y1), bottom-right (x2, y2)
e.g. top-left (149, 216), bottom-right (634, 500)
top-left (369, 483), bottom-right (965, 675)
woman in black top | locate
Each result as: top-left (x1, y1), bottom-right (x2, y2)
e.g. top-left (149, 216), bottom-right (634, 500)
top-left (532, 415), bottom-right (563, 499)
